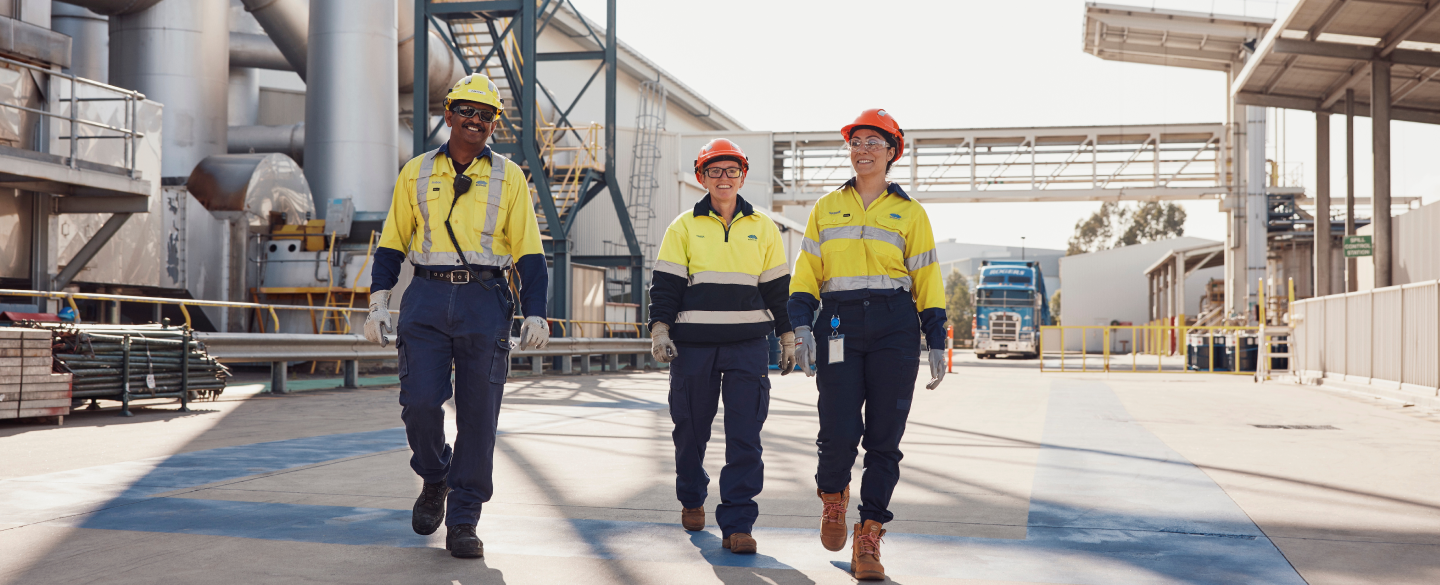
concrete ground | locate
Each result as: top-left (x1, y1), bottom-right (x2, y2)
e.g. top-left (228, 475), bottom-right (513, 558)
top-left (2, 352), bottom-right (1438, 584)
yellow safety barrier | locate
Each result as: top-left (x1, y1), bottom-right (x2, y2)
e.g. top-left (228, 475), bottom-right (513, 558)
top-left (1040, 323), bottom-right (1262, 374)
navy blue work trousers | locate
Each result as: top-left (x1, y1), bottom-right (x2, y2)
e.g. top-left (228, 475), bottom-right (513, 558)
top-left (814, 293), bottom-right (920, 524)
top-left (396, 275), bottom-right (513, 527)
top-left (669, 337), bottom-right (771, 537)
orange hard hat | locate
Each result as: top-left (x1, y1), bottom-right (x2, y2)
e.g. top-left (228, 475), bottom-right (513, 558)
top-left (841, 108), bottom-right (905, 162)
top-left (693, 138), bottom-right (749, 182)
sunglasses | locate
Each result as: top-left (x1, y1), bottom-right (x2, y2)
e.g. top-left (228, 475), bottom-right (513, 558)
top-left (451, 104), bottom-right (498, 122)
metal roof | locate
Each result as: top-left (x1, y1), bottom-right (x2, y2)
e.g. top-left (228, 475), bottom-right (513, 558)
top-left (1083, 2), bottom-right (1273, 72)
top-left (1232, 0), bottom-right (1440, 125)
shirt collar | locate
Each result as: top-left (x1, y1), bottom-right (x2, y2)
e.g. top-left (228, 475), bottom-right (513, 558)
top-left (435, 142), bottom-right (492, 176)
top-left (840, 177), bottom-right (911, 201)
top-left (692, 193), bottom-right (755, 219)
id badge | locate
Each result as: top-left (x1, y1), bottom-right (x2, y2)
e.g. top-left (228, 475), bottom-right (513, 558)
top-left (828, 335), bottom-right (845, 364)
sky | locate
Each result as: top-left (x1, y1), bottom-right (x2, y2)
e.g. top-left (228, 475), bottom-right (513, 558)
top-left (566, 0), bottom-right (1440, 251)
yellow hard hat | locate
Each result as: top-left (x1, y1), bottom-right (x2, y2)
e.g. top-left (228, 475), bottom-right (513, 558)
top-left (443, 74), bottom-right (504, 114)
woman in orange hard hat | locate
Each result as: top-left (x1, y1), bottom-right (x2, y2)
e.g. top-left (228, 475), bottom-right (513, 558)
top-left (787, 109), bottom-right (948, 581)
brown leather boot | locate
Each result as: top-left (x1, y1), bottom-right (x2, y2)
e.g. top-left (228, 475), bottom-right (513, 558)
top-left (681, 506), bottom-right (704, 531)
top-left (818, 486), bottom-right (849, 551)
top-left (851, 519), bottom-right (886, 580)
top-left (722, 532), bottom-right (757, 554)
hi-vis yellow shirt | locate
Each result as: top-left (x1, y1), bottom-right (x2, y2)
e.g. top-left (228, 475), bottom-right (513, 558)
top-left (788, 179), bottom-right (948, 348)
top-left (378, 146), bottom-right (543, 270)
top-left (648, 194), bottom-right (792, 345)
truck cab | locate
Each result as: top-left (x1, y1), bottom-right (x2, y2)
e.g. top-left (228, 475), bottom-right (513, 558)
top-left (973, 261), bottom-right (1051, 359)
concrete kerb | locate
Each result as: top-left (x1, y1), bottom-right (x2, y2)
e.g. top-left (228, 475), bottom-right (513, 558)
top-left (1292, 376), bottom-right (1440, 411)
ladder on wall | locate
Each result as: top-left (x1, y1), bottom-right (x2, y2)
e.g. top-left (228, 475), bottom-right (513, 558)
top-left (627, 79), bottom-right (666, 265)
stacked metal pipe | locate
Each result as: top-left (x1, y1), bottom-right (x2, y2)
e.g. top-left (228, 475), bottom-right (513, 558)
top-left (49, 324), bottom-right (230, 404)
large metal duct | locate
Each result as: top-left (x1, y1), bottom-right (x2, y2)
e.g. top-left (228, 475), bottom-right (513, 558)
top-left (51, 2), bottom-right (109, 82)
top-left (305, 0), bottom-right (396, 218)
top-left (229, 123), bottom-right (302, 162)
top-left (227, 67), bottom-right (259, 125)
top-left (397, 0), bottom-right (464, 105)
top-left (108, 0), bottom-right (229, 178)
top-left (229, 31), bottom-right (289, 70)
top-left (187, 153), bottom-right (313, 226)
top-left (239, 0), bottom-right (305, 79)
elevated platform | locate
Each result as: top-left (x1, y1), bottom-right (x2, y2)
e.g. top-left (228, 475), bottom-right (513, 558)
top-left (0, 144), bottom-right (150, 212)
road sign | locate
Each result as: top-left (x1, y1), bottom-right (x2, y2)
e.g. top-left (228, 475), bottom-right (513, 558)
top-left (1343, 235), bottom-right (1373, 258)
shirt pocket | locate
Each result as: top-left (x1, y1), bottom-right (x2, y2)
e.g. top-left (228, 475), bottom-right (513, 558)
top-left (816, 214), bottom-right (856, 254)
top-left (468, 177), bottom-right (507, 233)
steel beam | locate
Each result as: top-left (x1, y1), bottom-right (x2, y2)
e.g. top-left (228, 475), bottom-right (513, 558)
top-left (1372, 60), bottom-right (1392, 289)
top-left (52, 212), bottom-right (134, 290)
top-left (54, 196), bottom-right (149, 213)
top-left (1346, 88), bottom-right (1358, 293)
top-left (1315, 111), bottom-right (1331, 297)
top-left (412, 0), bottom-right (428, 159)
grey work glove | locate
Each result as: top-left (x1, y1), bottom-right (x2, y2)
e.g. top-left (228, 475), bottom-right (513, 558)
top-left (926, 348), bottom-right (947, 390)
top-left (779, 331), bottom-right (797, 375)
top-left (364, 290), bottom-right (393, 347)
top-left (650, 322), bottom-right (678, 363)
top-left (519, 316), bottom-right (550, 349)
top-left (794, 326), bottom-right (817, 377)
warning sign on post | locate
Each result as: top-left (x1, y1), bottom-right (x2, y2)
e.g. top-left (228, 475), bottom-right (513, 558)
top-left (1343, 235), bottom-right (1373, 258)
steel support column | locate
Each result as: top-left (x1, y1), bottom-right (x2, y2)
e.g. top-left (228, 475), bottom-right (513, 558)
top-left (1371, 60), bottom-right (1392, 289)
top-left (1345, 89), bottom-right (1357, 292)
top-left (518, 0), bottom-right (567, 319)
top-left (28, 193), bottom-right (50, 307)
top-left (602, 0), bottom-right (643, 317)
top-left (1245, 106), bottom-right (1268, 322)
top-left (412, 0), bottom-right (428, 159)
top-left (1315, 111), bottom-right (1331, 297)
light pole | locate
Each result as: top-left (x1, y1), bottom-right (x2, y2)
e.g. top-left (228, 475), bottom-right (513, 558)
top-left (1021, 237), bottom-right (1026, 261)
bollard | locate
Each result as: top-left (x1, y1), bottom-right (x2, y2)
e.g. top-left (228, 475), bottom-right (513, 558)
top-left (271, 361), bottom-right (287, 394)
top-left (560, 354), bottom-right (573, 374)
top-left (342, 360), bottom-right (358, 388)
top-left (531, 356), bottom-right (543, 375)
top-left (579, 354), bottom-right (591, 374)
top-left (607, 353), bottom-right (619, 372)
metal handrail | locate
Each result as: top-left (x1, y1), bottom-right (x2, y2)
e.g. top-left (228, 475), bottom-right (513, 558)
top-left (0, 53), bottom-right (146, 175)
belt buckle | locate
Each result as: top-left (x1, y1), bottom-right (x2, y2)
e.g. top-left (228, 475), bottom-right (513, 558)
top-left (451, 270), bottom-right (470, 284)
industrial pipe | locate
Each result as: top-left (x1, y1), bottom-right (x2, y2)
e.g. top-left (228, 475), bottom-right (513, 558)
top-left (305, 0), bottom-right (398, 218)
top-left (51, 2), bottom-right (109, 82)
top-left (397, 0), bottom-right (466, 104)
top-left (54, 0), bottom-right (164, 16)
top-left (228, 123), bottom-right (304, 163)
top-left (239, 0), bottom-right (308, 79)
top-left (229, 32), bottom-right (291, 71)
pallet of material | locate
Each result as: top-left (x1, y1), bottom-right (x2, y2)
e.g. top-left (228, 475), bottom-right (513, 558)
top-left (0, 329), bottom-right (64, 421)
top-left (0, 383), bottom-right (18, 419)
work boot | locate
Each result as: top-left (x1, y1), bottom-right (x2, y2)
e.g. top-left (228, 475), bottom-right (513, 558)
top-left (818, 486), bottom-right (850, 551)
top-left (412, 481), bottom-right (449, 535)
top-left (681, 506), bottom-right (705, 531)
top-left (723, 532), bottom-right (757, 554)
top-left (445, 524), bottom-right (484, 559)
top-left (850, 519), bottom-right (887, 581)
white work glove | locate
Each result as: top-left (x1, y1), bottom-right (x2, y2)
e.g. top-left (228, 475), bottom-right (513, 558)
top-left (794, 326), bottom-right (817, 378)
top-left (519, 316), bottom-right (550, 349)
top-left (650, 322), bottom-right (678, 363)
top-left (364, 290), bottom-right (393, 347)
top-left (779, 331), bottom-right (797, 375)
top-left (926, 348), bottom-right (946, 390)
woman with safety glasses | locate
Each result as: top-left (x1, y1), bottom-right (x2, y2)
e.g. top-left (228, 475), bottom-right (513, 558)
top-left (648, 138), bottom-right (796, 555)
top-left (787, 109), bottom-right (947, 581)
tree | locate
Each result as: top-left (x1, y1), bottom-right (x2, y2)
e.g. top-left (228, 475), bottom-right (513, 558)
top-left (945, 269), bottom-right (973, 341)
top-left (1066, 202), bottom-right (1186, 255)
top-left (1050, 290), bottom-right (1061, 325)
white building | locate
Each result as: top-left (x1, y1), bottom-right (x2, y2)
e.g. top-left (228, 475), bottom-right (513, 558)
top-left (1058, 237), bottom-right (1224, 351)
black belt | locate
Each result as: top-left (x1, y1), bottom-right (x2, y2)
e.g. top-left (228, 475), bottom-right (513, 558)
top-left (415, 266), bottom-right (504, 284)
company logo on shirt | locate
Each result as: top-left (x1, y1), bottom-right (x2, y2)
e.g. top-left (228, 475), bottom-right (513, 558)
top-left (747, 234), bottom-right (758, 241)
top-left (828, 210), bottom-right (842, 214)
top-left (889, 213), bottom-right (902, 219)
top-left (697, 234), bottom-right (705, 238)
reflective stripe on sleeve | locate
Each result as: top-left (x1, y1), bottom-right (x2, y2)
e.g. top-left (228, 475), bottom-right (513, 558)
top-left (801, 236), bottom-right (821, 257)
top-left (654, 259), bottom-right (688, 278)
top-left (690, 271), bottom-right (760, 286)
top-left (905, 249), bottom-right (938, 272)
top-left (758, 264), bottom-right (790, 283)
top-left (821, 274), bottom-right (912, 293)
top-left (675, 309), bottom-right (775, 324)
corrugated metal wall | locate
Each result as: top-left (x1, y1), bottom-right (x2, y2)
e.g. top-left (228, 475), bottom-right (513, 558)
top-left (1294, 280), bottom-right (1440, 394)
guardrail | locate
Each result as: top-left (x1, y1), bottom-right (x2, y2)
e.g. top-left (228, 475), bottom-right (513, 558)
top-left (1040, 324), bottom-right (1262, 374)
top-left (0, 53), bottom-right (146, 175)
top-left (0, 289), bottom-right (646, 338)
top-left (1292, 279), bottom-right (1440, 394)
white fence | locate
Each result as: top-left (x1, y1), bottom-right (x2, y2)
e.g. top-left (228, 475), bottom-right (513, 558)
top-left (1292, 280), bottom-right (1440, 396)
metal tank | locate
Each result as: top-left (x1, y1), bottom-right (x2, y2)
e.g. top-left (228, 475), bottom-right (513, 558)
top-left (51, 2), bottom-right (109, 82)
top-left (108, 0), bottom-right (230, 178)
top-left (397, 0), bottom-right (465, 105)
top-left (304, 0), bottom-right (397, 219)
top-left (186, 153), bottom-right (313, 226)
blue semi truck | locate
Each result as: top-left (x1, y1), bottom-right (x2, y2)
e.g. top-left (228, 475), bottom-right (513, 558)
top-left (973, 260), bottom-right (1052, 359)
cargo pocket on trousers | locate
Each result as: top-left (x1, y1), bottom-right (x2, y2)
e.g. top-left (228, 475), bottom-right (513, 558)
top-left (488, 336), bottom-right (511, 384)
top-left (668, 380), bottom-right (689, 423)
top-left (757, 377), bottom-right (771, 423)
top-left (397, 338), bottom-right (409, 380)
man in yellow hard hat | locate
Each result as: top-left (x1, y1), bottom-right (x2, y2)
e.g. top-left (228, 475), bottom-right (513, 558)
top-left (363, 73), bottom-right (550, 559)
top-left (649, 138), bottom-right (797, 555)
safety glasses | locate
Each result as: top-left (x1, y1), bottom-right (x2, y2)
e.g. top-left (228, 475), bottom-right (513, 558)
top-left (450, 104), bottom-right (498, 122)
top-left (847, 138), bottom-right (891, 152)
top-left (703, 167), bottom-right (744, 179)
